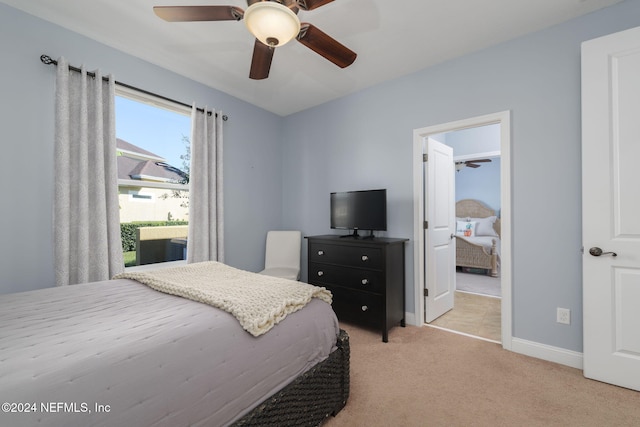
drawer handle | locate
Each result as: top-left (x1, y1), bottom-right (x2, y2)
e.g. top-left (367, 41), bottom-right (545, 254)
top-left (361, 255), bottom-right (369, 262)
top-left (361, 305), bottom-right (368, 312)
top-left (317, 271), bottom-right (324, 277)
top-left (317, 250), bottom-right (324, 256)
top-left (361, 279), bottom-right (369, 285)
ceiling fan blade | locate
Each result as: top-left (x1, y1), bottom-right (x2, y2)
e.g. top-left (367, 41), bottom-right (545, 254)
top-left (153, 6), bottom-right (244, 22)
top-left (471, 159), bottom-right (492, 163)
top-left (297, 0), bottom-right (335, 11)
top-left (297, 23), bottom-right (356, 68)
top-left (466, 163), bottom-right (481, 168)
top-left (249, 39), bottom-right (275, 80)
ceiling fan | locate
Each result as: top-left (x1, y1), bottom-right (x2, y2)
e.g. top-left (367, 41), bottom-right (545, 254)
top-left (153, 0), bottom-right (357, 80)
top-left (455, 158), bottom-right (492, 171)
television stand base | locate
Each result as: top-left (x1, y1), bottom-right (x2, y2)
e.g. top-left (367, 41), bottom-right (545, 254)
top-left (339, 230), bottom-right (376, 239)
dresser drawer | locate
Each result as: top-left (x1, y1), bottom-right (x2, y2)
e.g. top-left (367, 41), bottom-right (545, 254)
top-left (309, 243), bottom-right (383, 269)
top-left (306, 235), bottom-right (407, 342)
top-left (309, 262), bottom-right (384, 293)
top-left (328, 286), bottom-right (383, 327)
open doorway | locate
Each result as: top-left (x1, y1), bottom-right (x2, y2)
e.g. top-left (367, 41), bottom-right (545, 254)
top-left (412, 111), bottom-right (512, 350)
top-left (429, 125), bottom-right (501, 342)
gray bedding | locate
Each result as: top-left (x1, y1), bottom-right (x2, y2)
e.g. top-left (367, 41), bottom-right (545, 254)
top-left (0, 278), bottom-right (340, 427)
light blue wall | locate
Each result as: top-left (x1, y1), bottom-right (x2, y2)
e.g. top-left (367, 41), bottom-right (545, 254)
top-left (455, 159), bottom-right (501, 214)
top-left (445, 124), bottom-right (501, 213)
top-left (282, 0), bottom-right (640, 352)
top-left (3, 0), bottom-right (640, 354)
top-left (0, 3), bottom-right (284, 294)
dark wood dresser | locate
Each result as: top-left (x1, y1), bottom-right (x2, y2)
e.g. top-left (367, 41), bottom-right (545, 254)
top-left (306, 235), bottom-right (408, 342)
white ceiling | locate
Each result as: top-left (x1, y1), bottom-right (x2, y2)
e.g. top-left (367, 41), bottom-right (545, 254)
top-left (2, 0), bottom-right (622, 116)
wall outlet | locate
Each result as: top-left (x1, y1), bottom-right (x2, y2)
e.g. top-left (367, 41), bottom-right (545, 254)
top-left (557, 308), bottom-right (571, 325)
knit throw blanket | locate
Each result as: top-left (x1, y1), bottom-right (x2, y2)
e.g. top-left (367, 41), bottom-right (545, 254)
top-left (114, 261), bottom-right (332, 337)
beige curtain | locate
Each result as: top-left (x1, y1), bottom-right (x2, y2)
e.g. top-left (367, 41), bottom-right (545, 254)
top-left (54, 57), bottom-right (124, 286)
top-left (187, 106), bottom-right (224, 263)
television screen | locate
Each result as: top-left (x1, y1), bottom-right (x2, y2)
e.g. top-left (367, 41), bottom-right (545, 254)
top-left (330, 189), bottom-right (387, 233)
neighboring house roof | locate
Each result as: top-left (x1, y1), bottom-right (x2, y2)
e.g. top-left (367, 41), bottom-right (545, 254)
top-left (117, 138), bottom-right (187, 183)
top-left (117, 138), bottom-right (165, 162)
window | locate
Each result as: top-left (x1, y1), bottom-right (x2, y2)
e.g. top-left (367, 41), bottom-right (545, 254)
top-left (115, 86), bottom-right (191, 267)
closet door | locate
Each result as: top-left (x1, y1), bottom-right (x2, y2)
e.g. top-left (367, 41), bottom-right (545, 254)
top-left (582, 25), bottom-right (640, 391)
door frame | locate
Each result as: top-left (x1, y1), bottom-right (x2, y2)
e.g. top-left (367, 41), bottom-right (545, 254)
top-left (412, 111), bottom-right (512, 350)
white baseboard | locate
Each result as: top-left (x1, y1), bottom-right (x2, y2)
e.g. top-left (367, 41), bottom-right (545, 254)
top-left (511, 337), bottom-right (583, 370)
top-left (405, 312), bottom-right (417, 326)
top-left (405, 311), bottom-right (583, 370)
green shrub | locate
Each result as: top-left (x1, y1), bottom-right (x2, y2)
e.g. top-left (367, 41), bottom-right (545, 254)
top-left (120, 221), bottom-right (188, 252)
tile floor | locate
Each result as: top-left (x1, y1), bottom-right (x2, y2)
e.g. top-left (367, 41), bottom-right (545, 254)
top-left (429, 291), bottom-right (501, 342)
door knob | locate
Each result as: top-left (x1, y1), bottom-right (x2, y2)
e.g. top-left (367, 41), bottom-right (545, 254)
top-left (589, 247), bottom-right (617, 257)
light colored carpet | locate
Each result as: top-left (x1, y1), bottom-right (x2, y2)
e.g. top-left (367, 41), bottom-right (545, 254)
top-left (324, 323), bottom-right (640, 427)
top-left (456, 271), bottom-right (501, 297)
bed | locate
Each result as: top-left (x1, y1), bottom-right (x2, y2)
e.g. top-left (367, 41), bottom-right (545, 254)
top-left (455, 199), bottom-right (501, 277)
top-left (0, 262), bottom-right (349, 427)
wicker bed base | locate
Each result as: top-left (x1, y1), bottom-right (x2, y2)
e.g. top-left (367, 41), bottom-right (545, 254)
top-left (233, 329), bottom-right (350, 427)
top-left (456, 237), bottom-right (499, 277)
top-left (456, 199), bottom-right (501, 277)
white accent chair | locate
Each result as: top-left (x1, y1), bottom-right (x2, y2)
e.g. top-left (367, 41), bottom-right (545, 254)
top-left (259, 230), bottom-right (302, 281)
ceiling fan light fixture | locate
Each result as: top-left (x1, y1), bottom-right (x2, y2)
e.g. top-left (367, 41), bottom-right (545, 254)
top-left (244, 2), bottom-right (301, 47)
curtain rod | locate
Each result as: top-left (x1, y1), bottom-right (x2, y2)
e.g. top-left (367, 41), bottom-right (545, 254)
top-left (40, 55), bottom-right (228, 121)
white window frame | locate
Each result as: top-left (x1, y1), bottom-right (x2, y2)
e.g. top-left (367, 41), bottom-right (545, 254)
top-left (116, 86), bottom-right (192, 271)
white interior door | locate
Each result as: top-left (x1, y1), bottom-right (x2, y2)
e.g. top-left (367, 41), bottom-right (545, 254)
top-left (582, 25), bottom-right (640, 391)
top-left (424, 138), bottom-right (455, 323)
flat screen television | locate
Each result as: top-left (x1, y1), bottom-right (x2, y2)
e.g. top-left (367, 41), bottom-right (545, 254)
top-left (330, 189), bottom-right (387, 238)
